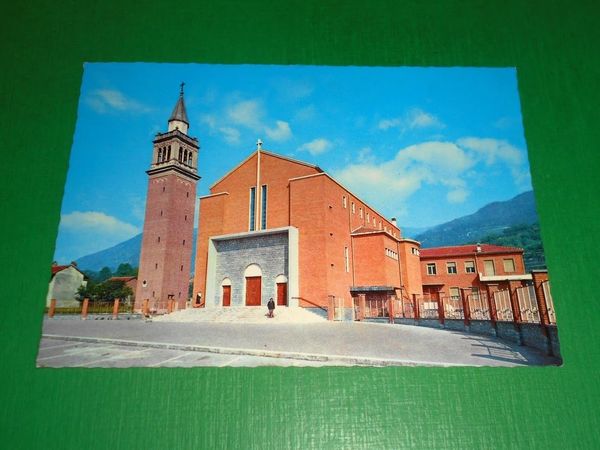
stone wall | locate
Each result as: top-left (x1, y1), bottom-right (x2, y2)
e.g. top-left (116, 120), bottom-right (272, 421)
top-left (211, 231), bottom-right (288, 307)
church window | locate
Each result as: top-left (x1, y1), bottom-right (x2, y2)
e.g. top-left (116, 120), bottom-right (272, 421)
top-left (261, 185), bottom-right (267, 230)
top-left (163, 186), bottom-right (165, 192)
top-left (152, 291), bottom-right (155, 298)
top-left (186, 192), bottom-right (189, 198)
top-left (352, 202), bottom-right (355, 214)
top-left (188, 153), bottom-right (193, 165)
top-left (184, 215), bottom-right (187, 221)
top-left (180, 265), bottom-right (183, 271)
top-left (155, 263), bottom-right (158, 269)
top-left (178, 147), bottom-right (182, 161)
top-left (160, 210), bottom-right (163, 216)
top-left (249, 187), bottom-right (256, 231)
top-left (344, 247), bottom-right (349, 272)
top-left (366, 212), bottom-right (370, 223)
top-left (157, 236), bottom-right (160, 243)
top-left (157, 148), bottom-right (162, 163)
top-left (167, 146), bottom-right (171, 160)
top-left (184, 149), bottom-right (188, 164)
top-left (182, 239), bottom-right (185, 245)
top-left (359, 207), bottom-right (363, 218)
top-left (342, 196), bottom-right (347, 208)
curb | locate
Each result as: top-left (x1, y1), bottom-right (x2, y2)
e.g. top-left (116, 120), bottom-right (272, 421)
top-left (41, 334), bottom-right (476, 367)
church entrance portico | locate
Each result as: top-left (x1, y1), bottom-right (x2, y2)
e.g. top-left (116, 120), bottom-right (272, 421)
top-left (204, 227), bottom-right (299, 308)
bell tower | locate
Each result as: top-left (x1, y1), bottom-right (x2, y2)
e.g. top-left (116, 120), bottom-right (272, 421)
top-left (135, 84), bottom-right (200, 312)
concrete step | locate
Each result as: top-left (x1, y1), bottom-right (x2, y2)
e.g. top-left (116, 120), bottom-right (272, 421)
top-left (153, 306), bottom-right (327, 324)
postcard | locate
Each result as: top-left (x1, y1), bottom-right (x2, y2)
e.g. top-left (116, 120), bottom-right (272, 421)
top-left (38, 63), bottom-right (561, 367)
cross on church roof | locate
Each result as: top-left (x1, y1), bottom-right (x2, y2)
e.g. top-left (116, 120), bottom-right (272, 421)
top-left (256, 139), bottom-right (263, 150)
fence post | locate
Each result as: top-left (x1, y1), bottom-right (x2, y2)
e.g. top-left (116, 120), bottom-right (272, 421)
top-left (112, 298), bottom-right (120, 319)
top-left (327, 295), bottom-right (335, 321)
top-left (143, 298), bottom-right (149, 316)
top-left (532, 271), bottom-right (553, 355)
top-left (48, 299), bottom-right (56, 318)
top-left (509, 283), bottom-right (523, 344)
top-left (485, 287), bottom-right (498, 335)
top-left (81, 298), bottom-right (89, 320)
top-left (437, 296), bottom-right (445, 326)
top-left (357, 294), bottom-right (366, 321)
top-left (412, 294), bottom-right (420, 321)
top-left (387, 295), bottom-right (395, 324)
top-left (460, 289), bottom-right (471, 328)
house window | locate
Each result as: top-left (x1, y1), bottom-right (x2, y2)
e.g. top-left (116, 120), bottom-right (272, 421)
top-left (249, 186), bottom-right (256, 231)
top-left (503, 258), bottom-right (515, 273)
top-left (465, 261), bottom-right (475, 273)
top-left (342, 196), bottom-right (347, 208)
top-left (352, 202), bottom-right (355, 213)
top-left (426, 263), bottom-right (437, 275)
top-left (344, 247), bottom-right (349, 273)
top-left (484, 260), bottom-right (495, 276)
top-left (449, 287), bottom-right (460, 301)
top-left (261, 184), bottom-right (267, 230)
top-left (471, 287), bottom-right (480, 300)
top-left (447, 262), bottom-right (457, 274)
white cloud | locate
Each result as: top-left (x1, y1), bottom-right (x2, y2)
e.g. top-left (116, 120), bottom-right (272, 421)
top-left (458, 137), bottom-right (530, 187)
top-left (86, 89), bottom-right (153, 114)
top-left (200, 114), bottom-right (218, 129)
top-left (294, 105), bottom-right (316, 121)
top-left (60, 211), bottom-right (140, 237)
top-left (265, 120), bottom-right (292, 142)
top-left (447, 188), bottom-right (469, 204)
top-left (227, 99), bottom-right (264, 130)
top-left (219, 126), bottom-right (241, 145)
top-left (378, 108), bottom-right (445, 132)
top-left (298, 138), bottom-right (332, 156)
top-left (275, 79), bottom-right (314, 100)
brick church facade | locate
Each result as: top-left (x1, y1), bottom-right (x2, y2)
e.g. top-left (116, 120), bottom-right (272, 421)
top-left (191, 144), bottom-right (423, 311)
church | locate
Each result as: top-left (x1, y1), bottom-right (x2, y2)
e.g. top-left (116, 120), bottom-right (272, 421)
top-left (135, 88), bottom-right (530, 316)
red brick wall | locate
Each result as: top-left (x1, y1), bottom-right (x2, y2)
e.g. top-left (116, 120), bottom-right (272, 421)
top-left (136, 171), bottom-right (196, 310)
top-left (398, 240), bottom-right (423, 297)
top-left (420, 251), bottom-right (526, 296)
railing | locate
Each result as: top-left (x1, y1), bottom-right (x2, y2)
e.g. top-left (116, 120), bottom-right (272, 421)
top-left (467, 292), bottom-right (490, 321)
top-left (516, 285), bottom-right (540, 323)
top-left (444, 296), bottom-right (464, 320)
top-left (493, 290), bottom-right (514, 322)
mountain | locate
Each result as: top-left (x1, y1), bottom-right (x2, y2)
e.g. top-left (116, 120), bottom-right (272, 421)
top-left (400, 225), bottom-right (432, 239)
top-left (76, 229), bottom-right (198, 272)
top-left (414, 191), bottom-right (538, 248)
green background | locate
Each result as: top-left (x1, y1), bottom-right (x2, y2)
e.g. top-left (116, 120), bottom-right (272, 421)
top-left (1, 1), bottom-right (599, 448)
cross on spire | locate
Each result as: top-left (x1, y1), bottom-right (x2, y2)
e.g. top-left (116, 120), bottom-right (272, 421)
top-left (180, 82), bottom-right (185, 96)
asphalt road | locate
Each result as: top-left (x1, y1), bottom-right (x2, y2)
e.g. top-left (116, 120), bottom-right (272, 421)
top-left (38, 317), bottom-right (560, 368)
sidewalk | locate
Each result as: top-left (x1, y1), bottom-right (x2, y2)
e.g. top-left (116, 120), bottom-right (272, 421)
top-left (39, 318), bottom-right (561, 367)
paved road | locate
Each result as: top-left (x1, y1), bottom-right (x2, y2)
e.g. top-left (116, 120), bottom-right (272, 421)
top-left (38, 317), bottom-right (560, 368)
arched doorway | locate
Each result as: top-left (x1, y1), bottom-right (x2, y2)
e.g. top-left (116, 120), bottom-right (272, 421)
top-left (244, 264), bottom-right (262, 306)
top-left (275, 274), bottom-right (288, 306)
top-left (221, 278), bottom-right (232, 307)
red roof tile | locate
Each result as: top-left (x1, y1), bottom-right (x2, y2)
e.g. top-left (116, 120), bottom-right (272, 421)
top-left (108, 276), bottom-right (137, 282)
top-left (51, 265), bottom-right (70, 275)
top-left (420, 244), bottom-right (523, 258)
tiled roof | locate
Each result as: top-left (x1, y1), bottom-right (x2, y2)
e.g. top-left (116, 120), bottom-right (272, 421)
top-left (169, 93), bottom-right (189, 125)
top-left (108, 276), bottom-right (137, 282)
top-left (51, 265), bottom-right (70, 275)
top-left (420, 244), bottom-right (523, 258)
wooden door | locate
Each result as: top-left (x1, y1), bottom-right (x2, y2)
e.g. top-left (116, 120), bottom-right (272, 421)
top-left (245, 277), bottom-right (262, 306)
top-left (222, 285), bottom-right (231, 307)
top-left (277, 282), bottom-right (287, 306)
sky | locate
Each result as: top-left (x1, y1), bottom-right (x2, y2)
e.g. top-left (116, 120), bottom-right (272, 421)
top-left (53, 63), bottom-right (532, 263)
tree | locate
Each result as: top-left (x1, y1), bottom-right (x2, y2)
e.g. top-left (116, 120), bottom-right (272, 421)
top-left (76, 279), bottom-right (133, 302)
top-left (98, 266), bottom-right (113, 282)
top-left (115, 263), bottom-right (137, 277)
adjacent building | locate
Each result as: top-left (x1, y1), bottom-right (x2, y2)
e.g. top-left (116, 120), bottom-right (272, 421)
top-left (420, 244), bottom-right (530, 301)
top-left (47, 262), bottom-right (87, 307)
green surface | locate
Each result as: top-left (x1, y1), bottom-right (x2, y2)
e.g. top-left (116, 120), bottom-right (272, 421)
top-left (1, 1), bottom-right (599, 448)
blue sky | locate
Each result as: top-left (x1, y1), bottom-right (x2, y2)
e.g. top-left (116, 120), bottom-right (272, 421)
top-left (53, 63), bottom-right (532, 263)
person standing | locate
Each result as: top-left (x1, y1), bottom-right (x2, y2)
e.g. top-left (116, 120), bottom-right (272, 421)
top-left (267, 297), bottom-right (275, 318)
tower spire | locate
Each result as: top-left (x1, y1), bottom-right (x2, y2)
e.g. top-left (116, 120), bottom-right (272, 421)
top-left (168, 83), bottom-right (189, 134)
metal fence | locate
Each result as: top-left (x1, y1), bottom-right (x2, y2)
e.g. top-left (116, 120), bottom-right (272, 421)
top-left (516, 285), bottom-right (540, 323)
top-left (542, 281), bottom-right (557, 325)
top-left (443, 296), bottom-right (464, 320)
top-left (467, 292), bottom-right (490, 321)
top-left (493, 289), bottom-right (514, 322)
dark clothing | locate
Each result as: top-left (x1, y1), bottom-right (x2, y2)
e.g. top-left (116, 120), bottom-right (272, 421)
top-left (267, 300), bottom-right (275, 310)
